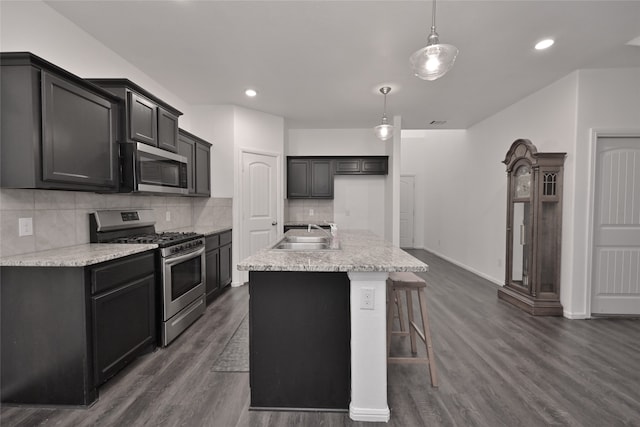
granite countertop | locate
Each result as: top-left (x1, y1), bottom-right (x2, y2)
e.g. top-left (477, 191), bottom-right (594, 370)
top-left (167, 225), bottom-right (232, 237)
top-left (237, 229), bottom-right (428, 273)
top-left (0, 244), bottom-right (157, 267)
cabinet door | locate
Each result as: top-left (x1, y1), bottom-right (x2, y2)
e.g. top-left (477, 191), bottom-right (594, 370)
top-left (92, 274), bottom-right (155, 385)
top-left (157, 107), bottom-right (179, 153)
top-left (362, 158), bottom-right (387, 174)
top-left (334, 158), bottom-right (361, 174)
top-left (205, 247), bottom-right (220, 301)
top-left (287, 159), bottom-right (310, 198)
top-left (310, 160), bottom-right (333, 198)
top-left (41, 72), bottom-right (117, 188)
top-left (128, 92), bottom-right (157, 146)
top-left (177, 134), bottom-right (196, 194)
top-left (219, 243), bottom-right (232, 287)
top-left (195, 141), bottom-right (211, 196)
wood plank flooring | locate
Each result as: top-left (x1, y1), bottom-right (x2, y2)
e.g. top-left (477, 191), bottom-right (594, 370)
top-left (2, 249), bottom-right (639, 426)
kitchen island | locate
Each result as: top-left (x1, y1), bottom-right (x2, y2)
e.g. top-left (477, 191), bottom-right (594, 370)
top-left (237, 229), bottom-right (428, 423)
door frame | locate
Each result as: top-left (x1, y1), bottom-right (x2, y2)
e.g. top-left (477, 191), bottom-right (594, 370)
top-left (586, 129), bottom-right (640, 316)
top-left (235, 148), bottom-right (282, 285)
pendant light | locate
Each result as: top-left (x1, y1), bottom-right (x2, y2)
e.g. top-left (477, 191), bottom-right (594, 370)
top-left (374, 87), bottom-right (393, 141)
top-left (409, 0), bottom-right (459, 81)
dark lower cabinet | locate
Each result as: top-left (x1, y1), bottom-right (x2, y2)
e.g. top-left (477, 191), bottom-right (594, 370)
top-left (249, 271), bottom-right (350, 411)
top-left (205, 230), bottom-right (232, 304)
top-left (0, 251), bottom-right (156, 406)
top-left (1, 52), bottom-right (119, 191)
top-left (92, 274), bottom-right (155, 385)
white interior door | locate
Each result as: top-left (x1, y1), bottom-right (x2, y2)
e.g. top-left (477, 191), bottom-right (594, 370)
top-left (400, 175), bottom-right (415, 248)
top-left (591, 136), bottom-right (640, 315)
top-left (242, 152), bottom-right (278, 260)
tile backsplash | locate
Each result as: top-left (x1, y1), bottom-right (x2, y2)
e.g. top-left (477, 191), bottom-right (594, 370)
top-left (0, 189), bottom-right (232, 257)
top-left (285, 199), bottom-right (333, 223)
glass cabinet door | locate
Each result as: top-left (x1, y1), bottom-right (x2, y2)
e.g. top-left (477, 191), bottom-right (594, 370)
top-left (511, 201), bottom-right (530, 290)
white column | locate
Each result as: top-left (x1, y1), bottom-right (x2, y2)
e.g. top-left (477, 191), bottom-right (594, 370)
top-left (348, 271), bottom-right (390, 422)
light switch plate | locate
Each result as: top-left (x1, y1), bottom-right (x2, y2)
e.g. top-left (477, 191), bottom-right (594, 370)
top-left (19, 217), bottom-right (33, 236)
top-left (360, 287), bottom-right (375, 310)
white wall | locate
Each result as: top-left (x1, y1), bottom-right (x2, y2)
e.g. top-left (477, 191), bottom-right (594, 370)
top-left (0, 0), bottom-right (193, 124)
top-left (288, 129), bottom-right (390, 238)
top-left (189, 105), bottom-right (235, 198)
top-left (403, 67), bottom-right (640, 318)
top-left (288, 129), bottom-right (388, 156)
top-left (401, 130), bottom-right (468, 250)
top-left (233, 107), bottom-right (285, 285)
top-left (571, 67), bottom-right (640, 317)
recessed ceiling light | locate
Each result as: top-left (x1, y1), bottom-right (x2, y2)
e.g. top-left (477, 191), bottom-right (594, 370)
top-left (535, 39), bottom-right (555, 50)
top-left (245, 89), bottom-right (257, 97)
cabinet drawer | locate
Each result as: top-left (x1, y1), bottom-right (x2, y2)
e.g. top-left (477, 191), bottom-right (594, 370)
top-left (220, 230), bottom-right (232, 246)
top-left (91, 252), bottom-right (155, 295)
top-left (206, 234), bottom-right (220, 248)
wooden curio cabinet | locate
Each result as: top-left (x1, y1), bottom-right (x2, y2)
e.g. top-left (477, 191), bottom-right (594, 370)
top-left (498, 139), bottom-right (566, 316)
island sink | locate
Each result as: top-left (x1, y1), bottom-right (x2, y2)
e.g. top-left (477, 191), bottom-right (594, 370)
top-left (271, 234), bottom-right (339, 251)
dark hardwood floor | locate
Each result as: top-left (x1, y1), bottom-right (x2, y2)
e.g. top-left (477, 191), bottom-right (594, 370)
top-left (2, 249), bottom-right (639, 426)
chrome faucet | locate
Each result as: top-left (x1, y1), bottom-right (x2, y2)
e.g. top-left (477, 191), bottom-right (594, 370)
top-left (308, 223), bottom-right (333, 238)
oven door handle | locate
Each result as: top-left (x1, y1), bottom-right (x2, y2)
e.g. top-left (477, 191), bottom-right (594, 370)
top-left (164, 246), bottom-right (205, 266)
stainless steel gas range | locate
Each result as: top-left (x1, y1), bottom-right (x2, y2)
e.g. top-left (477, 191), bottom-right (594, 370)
top-left (90, 209), bottom-right (206, 346)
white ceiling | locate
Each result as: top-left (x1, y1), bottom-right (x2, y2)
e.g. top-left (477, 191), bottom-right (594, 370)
top-left (45, 0), bottom-right (640, 130)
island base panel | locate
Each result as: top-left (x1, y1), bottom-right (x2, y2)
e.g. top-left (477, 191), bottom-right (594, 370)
top-left (249, 271), bottom-right (350, 411)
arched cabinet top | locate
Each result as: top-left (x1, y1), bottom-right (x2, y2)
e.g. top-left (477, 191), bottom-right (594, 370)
top-left (503, 139), bottom-right (566, 172)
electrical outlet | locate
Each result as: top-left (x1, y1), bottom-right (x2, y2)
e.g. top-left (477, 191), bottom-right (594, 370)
top-left (18, 217), bottom-right (33, 237)
top-left (165, 211), bottom-right (171, 222)
top-left (309, 208), bottom-right (314, 216)
top-left (360, 287), bottom-right (375, 310)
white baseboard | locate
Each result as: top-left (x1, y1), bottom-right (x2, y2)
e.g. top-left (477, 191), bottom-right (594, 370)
top-left (231, 281), bottom-right (246, 288)
top-left (563, 311), bottom-right (589, 319)
top-left (422, 248), bottom-right (503, 286)
top-left (349, 404), bottom-right (390, 423)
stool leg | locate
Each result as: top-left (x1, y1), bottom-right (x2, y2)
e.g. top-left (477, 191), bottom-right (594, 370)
top-left (394, 289), bottom-right (407, 333)
top-left (417, 288), bottom-right (438, 387)
top-left (386, 284), bottom-right (395, 357)
top-left (405, 289), bottom-right (418, 354)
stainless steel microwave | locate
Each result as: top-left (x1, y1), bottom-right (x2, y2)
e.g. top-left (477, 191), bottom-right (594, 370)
top-left (120, 142), bottom-right (188, 195)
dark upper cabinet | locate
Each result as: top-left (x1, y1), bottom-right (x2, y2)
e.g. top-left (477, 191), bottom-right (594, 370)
top-left (334, 157), bottom-right (388, 175)
top-left (88, 79), bottom-right (182, 153)
top-left (310, 160), bottom-right (333, 198)
top-left (158, 107), bottom-right (179, 152)
top-left (0, 52), bottom-right (119, 191)
top-left (128, 91), bottom-right (157, 145)
top-left (195, 141), bottom-right (211, 196)
top-left (177, 129), bottom-right (211, 197)
top-left (287, 159), bottom-right (311, 198)
top-left (286, 156), bottom-right (388, 199)
top-left (287, 158), bottom-right (333, 199)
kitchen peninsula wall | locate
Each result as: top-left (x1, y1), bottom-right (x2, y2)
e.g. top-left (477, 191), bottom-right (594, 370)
top-left (0, 189), bottom-right (232, 258)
